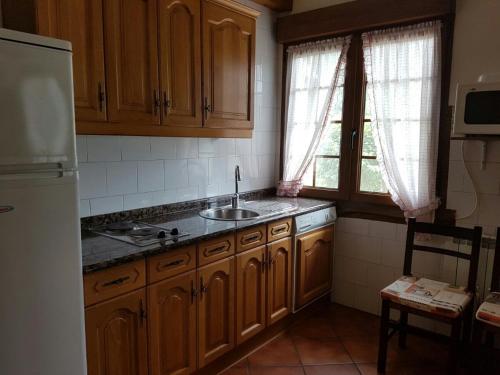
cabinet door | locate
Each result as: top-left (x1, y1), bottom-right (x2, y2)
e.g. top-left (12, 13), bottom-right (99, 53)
top-left (266, 237), bottom-right (292, 325)
top-left (198, 257), bottom-right (235, 367)
top-left (37, 0), bottom-right (106, 122)
top-left (158, 0), bottom-right (202, 127)
top-left (202, 0), bottom-right (255, 129)
top-left (296, 226), bottom-right (333, 308)
top-left (148, 271), bottom-right (196, 375)
top-left (85, 289), bottom-right (148, 375)
top-left (236, 246), bottom-right (266, 344)
top-left (104, 0), bottom-right (160, 124)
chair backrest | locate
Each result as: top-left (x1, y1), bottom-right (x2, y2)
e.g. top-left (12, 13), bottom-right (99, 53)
top-left (490, 227), bottom-right (500, 293)
top-left (403, 218), bottom-right (482, 293)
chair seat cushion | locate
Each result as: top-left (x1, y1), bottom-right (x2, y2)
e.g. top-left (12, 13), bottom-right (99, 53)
top-left (381, 276), bottom-right (473, 319)
top-left (476, 293), bottom-right (500, 328)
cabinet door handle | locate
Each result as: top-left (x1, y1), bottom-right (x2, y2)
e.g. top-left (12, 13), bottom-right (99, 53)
top-left (98, 82), bottom-right (105, 112)
top-left (267, 253), bottom-right (273, 269)
top-left (204, 97), bottom-right (212, 119)
top-left (261, 252), bottom-right (265, 273)
top-left (191, 280), bottom-right (198, 304)
top-left (163, 91), bottom-right (170, 115)
top-left (139, 299), bottom-right (147, 326)
top-left (101, 275), bottom-right (130, 288)
top-left (153, 90), bottom-right (160, 116)
top-left (200, 277), bottom-right (208, 299)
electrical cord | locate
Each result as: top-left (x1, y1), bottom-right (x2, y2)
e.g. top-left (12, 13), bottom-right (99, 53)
top-left (456, 140), bottom-right (478, 220)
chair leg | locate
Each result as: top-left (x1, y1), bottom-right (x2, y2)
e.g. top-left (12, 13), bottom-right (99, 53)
top-left (398, 311), bottom-right (408, 349)
top-left (377, 299), bottom-right (390, 374)
top-left (485, 331), bottom-right (494, 348)
top-left (448, 320), bottom-right (461, 375)
top-left (462, 304), bottom-right (473, 343)
top-left (472, 320), bottom-right (484, 372)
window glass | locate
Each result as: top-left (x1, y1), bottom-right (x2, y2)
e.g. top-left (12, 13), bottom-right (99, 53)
top-left (303, 67), bottom-right (345, 190)
top-left (359, 88), bottom-right (388, 193)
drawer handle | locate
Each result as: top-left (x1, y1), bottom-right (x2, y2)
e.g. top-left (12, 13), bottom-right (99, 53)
top-left (102, 276), bottom-right (130, 288)
top-left (242, 233), bottom-right (261, 244)
top-left (207, 244), bottom-right (227, 255)
top-left (161, 259), bottom-right (185, 269)
top-left (272, 224), bottom-right (288, 235)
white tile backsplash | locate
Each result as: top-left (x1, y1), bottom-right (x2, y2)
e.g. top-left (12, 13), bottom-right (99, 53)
top-left (150, 137), bottom-right (177, 160)
top-left (89, 196), bottom-right (123, 215)
top-left (78, 163), bottom-right (107, 199)
top-left (87, 136), bottom-right (121, 162)
top-left (188, 158), bottom-right (209, 186)
top-left (121, 136), bottom-right (152, 161)
top-left (106, 162), bottom-right (138, 195)
top-left (164, 159), bottom-right (189, 190)
top-left (77, 3), bottom-right (280, 217)
top-left (138, 160), bottom-right (164, 192)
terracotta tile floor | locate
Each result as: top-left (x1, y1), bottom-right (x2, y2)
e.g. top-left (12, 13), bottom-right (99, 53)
top-left (221, 304), bottom-right (491, 375)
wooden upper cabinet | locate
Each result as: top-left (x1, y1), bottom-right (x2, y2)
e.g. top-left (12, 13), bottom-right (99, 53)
top-left (198, 257), bottom-right (235, 367)
top-left (104, 0), bottom-right (160, 124)
top-left (202, 0), bottom-right (257, 129)
top-left (158, 0), bottom-right (202, 127)
top-left (85, 289), bottom-right (148, 375)
top-left (148, 271), bottom-right (197, 375)
top-left (267, 237), bottom-right (292, 325)
top-left (236, 246), bottom-right (266, 344)
top-left (36, 0), bottom-right (106, 122)
top-left (295, 226), bottom-right (333, 308)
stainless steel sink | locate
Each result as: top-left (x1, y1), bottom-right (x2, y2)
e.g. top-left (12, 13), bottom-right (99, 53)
top-left (199, 207), bottom-right (260, 221)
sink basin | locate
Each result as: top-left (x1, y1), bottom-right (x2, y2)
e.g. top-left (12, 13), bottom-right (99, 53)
top-left (199, 207), bottom-right (260, 221)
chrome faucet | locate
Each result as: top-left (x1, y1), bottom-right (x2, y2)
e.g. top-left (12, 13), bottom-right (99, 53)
top-left (232, 165), bottom-right (241, 208)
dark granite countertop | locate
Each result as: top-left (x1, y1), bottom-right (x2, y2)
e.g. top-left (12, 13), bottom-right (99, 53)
top-left (81, 197), bottom-right (334, 274)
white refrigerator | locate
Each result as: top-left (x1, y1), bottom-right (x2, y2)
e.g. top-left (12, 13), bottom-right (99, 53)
top-left (0, 28), bottom-right (87, 375)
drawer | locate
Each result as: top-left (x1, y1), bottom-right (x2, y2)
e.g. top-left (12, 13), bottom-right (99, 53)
top-left (267, 218), bottom-right (292, 242)
top-left (147, 245), bottom-right (196, 284)
top-left (84, 259), bottom-right (146, 306)
top-left (198, 233), bottom-right (235, 266)
top-left (236, 224), bottom-right (266, 253)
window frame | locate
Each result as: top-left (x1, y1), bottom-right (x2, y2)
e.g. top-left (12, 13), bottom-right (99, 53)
top-left (279, 17), bottom-right (455, 222)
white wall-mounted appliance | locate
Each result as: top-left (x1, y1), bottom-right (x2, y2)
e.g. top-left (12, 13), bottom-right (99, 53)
top-left (453, 79), bottom-right (500, 136)
top-left (0, 28), bottom-right (87, 375)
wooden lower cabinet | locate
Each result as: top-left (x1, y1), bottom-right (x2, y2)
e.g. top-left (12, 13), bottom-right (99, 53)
top-left (267, 237), bottom-right (293, 325)
top-left (85, 289), bottom-right (148, 375)
top-left (198, 257), bottom-right (235, 367)
top-left (148, 271), bottom-right (197, 375)
top-left (295, 226), bottom-right (333, 308)
top-left (236, 246), bottom-right (266, 344)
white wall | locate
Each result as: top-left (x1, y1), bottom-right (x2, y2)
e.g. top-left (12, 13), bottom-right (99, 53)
top-left (447, 0), bottom-right (500, 237)
top-left (331, 0), bottom-right (500, 320)
top-left (77, 1), bottom-right (281, 217)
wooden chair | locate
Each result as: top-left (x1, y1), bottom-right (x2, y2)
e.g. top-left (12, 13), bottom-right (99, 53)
top-left (472, 227), bottom-right (500, 371)
top-left (377, 218), bottom-right (482, 375)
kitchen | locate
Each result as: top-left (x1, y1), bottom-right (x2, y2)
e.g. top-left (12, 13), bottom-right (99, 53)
top-left (0, 0), bottom-right (499, 375)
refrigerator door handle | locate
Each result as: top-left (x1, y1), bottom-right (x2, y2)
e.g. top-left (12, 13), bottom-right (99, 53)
top-left (0, 163), bottom-right (74, 181)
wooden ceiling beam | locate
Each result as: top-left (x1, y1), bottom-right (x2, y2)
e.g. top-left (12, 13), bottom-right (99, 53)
top-left (251, 0), bottom-right (293, 12)
top-left (277, 0), bottom-right (455, 43)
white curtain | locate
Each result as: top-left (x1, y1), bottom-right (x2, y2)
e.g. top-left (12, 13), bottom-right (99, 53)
top-left (362, 21), bottom-right (442, 218)
top-left (277, 36), bottom-right (350, 197)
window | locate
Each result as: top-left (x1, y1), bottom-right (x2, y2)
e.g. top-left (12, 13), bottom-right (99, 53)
top-left (302, 66), bottom-right (345, 190)
top-left (282, 21), bottom-right (445, 214)
top-left (359, 88), bottom-right (388, 194)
